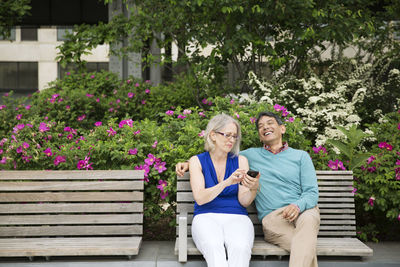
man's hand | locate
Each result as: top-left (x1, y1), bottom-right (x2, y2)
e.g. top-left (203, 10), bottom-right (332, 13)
top-left (281, 204), bottom-right (300, 222)
top-left (175, 161), bottom-right (189, 177)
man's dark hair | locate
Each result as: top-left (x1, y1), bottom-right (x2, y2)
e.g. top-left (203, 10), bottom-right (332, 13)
top-left (255, 111), bottom-right (283, 130)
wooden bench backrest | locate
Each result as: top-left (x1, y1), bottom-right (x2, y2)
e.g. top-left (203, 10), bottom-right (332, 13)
top-left (0, 170), bottom-right (144, 238)
top-left (177, 170), bottom-right (356, 238)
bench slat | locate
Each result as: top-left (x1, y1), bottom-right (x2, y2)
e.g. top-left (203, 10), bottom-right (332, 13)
top-left (0, 237), bottom-right (142, 257)
top-left (0, 170), bottom-right (145, 180)
top-left (0, 192), bottom-right (143, 202)
top-left (0, 225), bottom-right (142, 237)
top-left (0, 181), bottom-right (143, 191)
top-left (0, 203), bottom-right (142, 214)
top-left (0, 214), bottom-right (142, 225)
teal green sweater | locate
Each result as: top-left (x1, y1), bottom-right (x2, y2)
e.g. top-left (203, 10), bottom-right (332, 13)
top-left (240, 147), bottom-right (319, 221)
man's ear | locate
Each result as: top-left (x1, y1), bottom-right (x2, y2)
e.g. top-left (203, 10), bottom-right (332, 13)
top-left (281, 124), bottom-right (286, 134)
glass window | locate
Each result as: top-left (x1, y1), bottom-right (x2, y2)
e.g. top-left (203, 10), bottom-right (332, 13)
top-left (57, 26), bottom-right (73, 41)
top-left (0, 28), bottom-right (16, 41)
top-left (0, 62), bottom-right (38, 93)
top-left (21, 26), bottom-right (38, 41)
top-left (58, 62), bottom-right (109, 79)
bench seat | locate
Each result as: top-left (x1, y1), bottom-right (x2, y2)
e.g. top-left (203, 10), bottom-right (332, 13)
top-left (0, 170), bottom-right (144, 259)
top-left (175, 170), bottom-right (373, 262)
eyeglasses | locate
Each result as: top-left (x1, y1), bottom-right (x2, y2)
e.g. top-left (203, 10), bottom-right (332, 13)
top-left (216, 132), bottom-right (239, 140)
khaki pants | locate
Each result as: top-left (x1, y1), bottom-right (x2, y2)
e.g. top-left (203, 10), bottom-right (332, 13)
top-left (262, 206), bottom-right (320, 267)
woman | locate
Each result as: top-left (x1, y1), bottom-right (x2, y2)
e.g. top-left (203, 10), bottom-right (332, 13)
top-left (189, 113), bottom-right (258, 267)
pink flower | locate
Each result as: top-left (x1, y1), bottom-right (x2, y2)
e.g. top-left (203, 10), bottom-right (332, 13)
top-left (127, 79), bottom-right (131, 84)
top-left (134, 130), bottom-right (141, 135)
top-left (177, 114), bottom-right (186, 119)
top-left (0, 157), bottom-right (7, 164)
top-left (119, 119), bottom-right (134, 128)
top-left (183, 109), bottom-right (192, 115)
top-left (76, 156), bottom-right (93, 170)
top-left (198, 130), bottom-right (205, 137)
top-left (25, 105), bottom-right (31, 110)
top-left (157, 180), bottom-right (168, 199)
top-left (135, 164), bottom-right (150, 177)
top-left (141, 100), bottom-right (146, 105)
top-left (94, 121), bottom-right (102, 127)
top-left (77, 115), bottom-right (86, 121)
top-left (135, 83), bottom-right (140, 87)
top-left (165, 110), bottom-right (174, 116)
top-left (202, 99), bottom-right (208, 105)
top-left (128, 92), bottom-right (134, 98)
top-left (107, 127), bottom-right (116, 136)
top-left (286, 117), bottom-right (295, 122)
top-left (328, 159), bottom-right (346, 170)
top-left (66, 105), bottom-right (70, 110)
top-left (0, 105), bottom-right (6, 110)
top-left (22, 142), bottom-right (29, 149)
top-left (199, 112), bottom-right (205, 117)
top-left (90, 75), bottom-right (95, 79)
top-left (86, 94), bottom-right (93, 98)
top-left (96, 98), bottom-right (100, 102)
top-left (54, 155), bottom-right (66, 166)
top-left (39, 123), bottom-right (50, 132)
top-left (154, 162), bottom-right (167, 173)
top-left (398, 123), bottom-right (400, 130)
top-left (64, 127), bottom-right (72, 132)
top-left (368, 197), bottom-right (375, 206)
top-left (349, 186), bottom-right (357, 195)
top-left (396, 160), bottom-right (400, 165)
top-left (250, 117), bottom-right (256, 123)
top-left (16, 146), bottom-right (23, 153)
top-left (235, 113), bottom-right (240, 119)
top-left (398, 214), bottom-right (400, 221)
top-left (66, 134), bottom-right (73, 140)
top-left (145, 89), bottom-right (150, 94)
top-left (230, 99), bottom-right (235, 104)
top-left (128, 148), bottom-right (138, 155)
top-left (152, 141), bottom-right (158, 148)
top-left (144, 154), bottom-right (156, 166)
top-left (16, 114), bottom-right (22, 120)
top-left (313, 146), bottom-right (327, 154)
top-left (43, 148), bottom-right (53, 157)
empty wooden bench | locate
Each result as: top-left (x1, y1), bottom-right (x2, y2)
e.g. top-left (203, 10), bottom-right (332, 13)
top-left (0, 170), bottom-right (144, 259)
top-left (175, 170), bottom-right (373, 262)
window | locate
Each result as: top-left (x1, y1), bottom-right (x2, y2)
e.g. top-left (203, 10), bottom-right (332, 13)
top-left (57, 26), bottom-right (73, 41)
top-left (0, 28), bottom-right (16, 41)
top-left (58, 62), bottom-right (109, 79)
top-left (0, 62), bottom-right (38, 93)
top-left (21, 26), bottom-right (38, 41)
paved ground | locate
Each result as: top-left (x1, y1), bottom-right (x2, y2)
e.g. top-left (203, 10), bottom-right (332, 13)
top-left (0, 241), bottom-right (399, 267)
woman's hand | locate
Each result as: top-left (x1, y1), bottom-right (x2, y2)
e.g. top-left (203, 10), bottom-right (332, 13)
top-left (176, 161), bottom-right (189, 177)
top-left (227, 169), bottom-right (246, 185)
top-left (241, 172), bottom-right (260, 191)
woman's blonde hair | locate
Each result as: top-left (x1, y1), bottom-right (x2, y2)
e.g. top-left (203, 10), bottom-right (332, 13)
top-left (204, 113), bottom-right (241, 156)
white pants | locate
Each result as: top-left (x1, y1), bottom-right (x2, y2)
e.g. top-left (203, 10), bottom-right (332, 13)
top-left (192, 213), bottom-right (254, 267)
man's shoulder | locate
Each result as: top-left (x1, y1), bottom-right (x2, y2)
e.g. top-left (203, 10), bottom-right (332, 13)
top-left (240, 147), bottom-right (262, 155)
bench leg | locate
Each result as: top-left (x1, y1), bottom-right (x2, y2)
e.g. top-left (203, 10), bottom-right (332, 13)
top-left (178, 212), bottom-right (188, 262)
top-left (127, 255), bottom-right (133, 260)
top-left (28, 256), bottom-right (34, 262)
top-left (45, 256), bottom-right (50, 261)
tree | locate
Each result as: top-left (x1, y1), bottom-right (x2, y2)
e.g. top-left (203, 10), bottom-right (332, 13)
top-left (57, 0), bottom-right (400, 91)
top-left (0, 0), bottom-right (31, 39)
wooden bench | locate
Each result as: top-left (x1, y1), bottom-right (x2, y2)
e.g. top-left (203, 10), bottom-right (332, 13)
top-left (175, 170), bottom-right (373, 262)
top-left (0, 170), bottom-right (144, 260)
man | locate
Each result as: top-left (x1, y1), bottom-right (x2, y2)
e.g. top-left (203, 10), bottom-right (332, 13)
top-left (176, 111), bottom-right (320, 267)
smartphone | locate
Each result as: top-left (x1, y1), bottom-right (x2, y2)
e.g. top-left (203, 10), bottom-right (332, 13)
top-left (247, 170), bottom-right (259, 178)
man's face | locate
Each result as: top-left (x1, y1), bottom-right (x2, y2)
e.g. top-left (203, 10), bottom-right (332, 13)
top-left (257, 116), bottom-right (286, 145)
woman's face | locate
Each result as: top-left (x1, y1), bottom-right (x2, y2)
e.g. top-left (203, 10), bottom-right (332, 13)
top-left (212, 122), bottom-right (238, 153)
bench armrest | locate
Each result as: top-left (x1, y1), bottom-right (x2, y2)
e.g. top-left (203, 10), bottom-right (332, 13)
top-left (178, 211), bottom-right (188, 262)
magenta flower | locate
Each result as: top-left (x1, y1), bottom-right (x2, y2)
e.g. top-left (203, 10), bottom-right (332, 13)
top-left (396, 160), bottom-right (400, 165)
top-left (135, 164), bottom-right (150, 177)
top-left (368, 197), bottom-right (375, 206)
top-left (25, 105), bottom-right (31, 110)
top-left (26, 123), bottom-right (33, 128)
top-left (128, 92), bottom-right (134, 98)
top-left (177, 114), bottom-right (186, 119)
top-left (128, 148), bottom-right (138, 155)
top-left (250, 117), bottom-right (256, 123)
top-left (152, 141), bottom-right (158, 148)
top-left (54, 155), bottom-right (66, 166)
top-left (165, 110), bottom-right (174, 116)
top-left (155, 162), bottom-right (167, 173)
top-left (107, 127), bottom-right (116, 136)
top-left (66, 105), bottom-right (70, 110)
top-left (39, 123), bottom-right (50, 132)
top-left (144, 154), bottom-right (156, 166)
top-left (235, 113), bottom-right (240, 119)
top-left (135, 83), bottom-right (140, 87)
top-left (64, 127), bottom-right (72, 132)
top-left (199, 111), bottom-right (205, 117)
top-left (134, 130), bottom-right (141, 135)
top-left (16, 146), bottom-right (23, 153)
top-left (0, 105), bottom-right (6, 110)
top-left (183, 109), bottom-right (192, 115)
top-left (119, 119), bottom-right (134, 128)
top-left (127, 79), bottom-right (131, 84)
top-left (328, 159), bottom-right (346, 170)
top-left (349, 186), bottom-right (357, 195)
top-left (202, 99), bottom-right (208, 105)
top-left (96, 98), bottom-right (100, 102)
top-left (198, 130), bottom-right (205, 137)
top-left (286, 117), bottom-right (295, 122)
top-left (86, 93), bottom-right (93, 98)
top-left (141, 100), bottom-right (146, 105)
top-left (16, 114), bottom-right (22, 120)
top-left (156, 180), bottom-right (168, 199)
top-left (0, 149), bottom-right (3, 154)
top-left (230, 99), bottom-right (235, 104)
top-left (0, 157), bottom-right (7, 164)
top-left (16, 124), bottom-right (25, 130)
top-left (398, 214), bottom-right (400, 221)
top-left (273, 104), bottom-right (283, 111)
top-left (313, 146), bottom-right (327, 154)
top-left (22, 142), bottom-right (29, 149)
top-left (94, 121), bottom-right (102, 127)
top-left (90, 75), bottom-right (95, 79)
top-left (145, 89), bottom-right (150, 94)
top-left (43, 148), bottom-right (53, 157)
top-left (76, 156), bottom-right (93, 170)
top-left (77, 115), bottom-right (86, 121)
top-left (66, 134), bottom-right (73, 140)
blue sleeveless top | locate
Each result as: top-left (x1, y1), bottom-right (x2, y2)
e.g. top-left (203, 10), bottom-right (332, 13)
top-left (193, 151), bottom-right (248, 216)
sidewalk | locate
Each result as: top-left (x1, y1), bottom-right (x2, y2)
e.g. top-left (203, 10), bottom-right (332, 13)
top-left (0, 241), bottom-right (399, 267)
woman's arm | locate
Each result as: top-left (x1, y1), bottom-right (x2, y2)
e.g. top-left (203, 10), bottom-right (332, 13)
top-left (189, 155), bottom-right (242, 206)
top-left (238, 155), bottom-right (259, 207)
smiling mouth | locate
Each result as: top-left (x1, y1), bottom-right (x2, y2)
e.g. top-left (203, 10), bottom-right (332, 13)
top-left (264, 132), bottom-right (272, 136)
